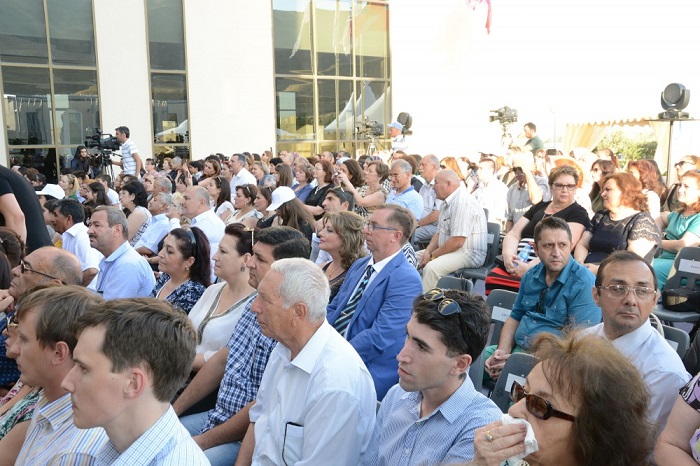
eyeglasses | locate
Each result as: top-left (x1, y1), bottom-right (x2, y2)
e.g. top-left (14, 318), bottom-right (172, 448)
top-left (364, 221), bottom-right (398, 233)
top-left (388, 173), bottom-right (402, 179)
top-left (20, 260), bottom-right (61, 282)
top-left (596, 284), bottom-right (657, 302)
top-left (5, 313), bottom-right (17, 331)
top-left (439, 165), bottom-right (446, 169)
top-left (675, 160), bottom-right (694, 168)
top-left (591, 167), bottom-right (601, 173)
top-left (552, 183), bottom-right (577, 191)
top-left (511, 381), bottom-right (575, 422)
top-left (423, 288), bottom-right (469, 346)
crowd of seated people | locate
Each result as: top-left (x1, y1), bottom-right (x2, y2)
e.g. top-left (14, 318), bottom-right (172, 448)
top-left (5, 144), bottom-right (700, 465)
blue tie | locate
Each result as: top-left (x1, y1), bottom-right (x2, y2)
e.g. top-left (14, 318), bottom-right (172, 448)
top-left (334, 264), bottom-right (374, 336)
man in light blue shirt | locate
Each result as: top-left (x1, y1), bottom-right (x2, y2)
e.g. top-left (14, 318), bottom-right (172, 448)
top-left (361, 289), bottom-right (500, 465)
top-left (62, 298), bottom-right (209, 465)
top-left (134, 192), bottom-right (172, 257)
top-left (386, 160), bottom-right (423, 220)
top-left (88, 206), bottom-right (155, 299)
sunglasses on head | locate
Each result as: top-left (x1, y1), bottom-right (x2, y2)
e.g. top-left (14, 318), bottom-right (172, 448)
top-left (422, 288), bottom-right (469, 346)
top-left (510, 380), bottom-right (575, 422)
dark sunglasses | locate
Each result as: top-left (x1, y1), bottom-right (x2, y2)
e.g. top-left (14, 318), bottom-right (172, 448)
top-left (20, 260), bottom-right (62, 283)
top-left (422, 288), bottom-right (469, 345)
top-left (511, 380), bottom-right (575, 422)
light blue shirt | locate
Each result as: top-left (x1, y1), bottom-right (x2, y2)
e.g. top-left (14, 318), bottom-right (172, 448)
top-left (133, 213), bottom-right (170, 254)
top-left (96, 406), bottom-right (209, 465)
top-left (386, 186), bottom-right (423, 220)
top-left (95, 241), bottom-right (156, 300)
top-left (362, 378), bottom-right (501, 465)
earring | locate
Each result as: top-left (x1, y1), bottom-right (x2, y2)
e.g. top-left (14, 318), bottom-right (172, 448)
top-left (240, 265), bottom-right (246, 272)
top-left (186, 266), bottom-right (190, 272)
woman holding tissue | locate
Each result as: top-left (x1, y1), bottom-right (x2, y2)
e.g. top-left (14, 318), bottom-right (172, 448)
top-left (469, 332), bottom-right (653, 466)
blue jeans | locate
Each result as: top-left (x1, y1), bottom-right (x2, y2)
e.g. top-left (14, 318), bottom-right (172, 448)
top-left (180, 412), bottom-right (241, 466)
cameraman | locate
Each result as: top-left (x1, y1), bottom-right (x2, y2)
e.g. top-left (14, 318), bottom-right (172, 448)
top-left (112, 126), bottom-right (143, 177)
top-left (388, 121), bottom-right (408, 153)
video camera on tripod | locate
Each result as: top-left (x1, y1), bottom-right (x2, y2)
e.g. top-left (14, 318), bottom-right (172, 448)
top-left (85, 128), bottom-right (121, 168)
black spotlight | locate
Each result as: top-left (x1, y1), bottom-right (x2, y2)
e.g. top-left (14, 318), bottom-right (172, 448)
top-left (659, 83), bottom-right (690, 119)
top-left (397, 112), bottom-right (413, 135)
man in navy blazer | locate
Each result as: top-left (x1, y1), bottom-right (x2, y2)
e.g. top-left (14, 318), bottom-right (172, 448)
top-left (327, 204), bottom-right (422, 400)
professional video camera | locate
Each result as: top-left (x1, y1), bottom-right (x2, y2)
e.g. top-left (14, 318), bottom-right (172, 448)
top-left (355, 117), bottom-right (383, 138)
top-left (488, 106), bottom-right (518, 125)
top-left (85, 128), bottom-right (120, 169)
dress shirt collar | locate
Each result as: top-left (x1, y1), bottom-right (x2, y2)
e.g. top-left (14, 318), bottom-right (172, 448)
top-left (64, 222), bottom-right (87, 238)
top-left (34, 392), bottom-right (73, 431)
top-left (444, 183), bottom-right (466, 205)
top-left (533, 255), bottom-right (576, 287)
top-left (152, 213), bottom-right (168, 223)
top-left (400, 378), bottom-right (478, 424)
top-left (103, 241), bottom-right (131, 264)
top-left (191, 208), bottom-right (215, 225)
top-left (286, 320), bottom-right (332, 374)
top-left (606, 318), bottom-right (654, 355)
top-left (368, 249), bottom-right (401, 275)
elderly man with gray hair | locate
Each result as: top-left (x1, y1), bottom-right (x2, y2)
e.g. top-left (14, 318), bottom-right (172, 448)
top-left (235, 258), bottom-right (376, 466)
top-left (386, 159), bottom-right (423, 220)
top-left (87, 206), bottom-right (155, 299)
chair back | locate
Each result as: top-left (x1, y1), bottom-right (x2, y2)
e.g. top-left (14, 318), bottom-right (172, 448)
top-left (666, 247), bottom-right (700, 291)
top-left (662, 324), bottom-right (690, 358)
top-left (436, 275), bottom-right (474, 293)
top-left (490, 352), bottom-right (539, 413)
top-left (485, 289), bottom-right (519, 346)
top-left (482, 222), bottom-right (501, 270)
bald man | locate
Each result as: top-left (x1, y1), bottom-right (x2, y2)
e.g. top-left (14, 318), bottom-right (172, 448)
top-left (417, 170), bottom-right (488, 291)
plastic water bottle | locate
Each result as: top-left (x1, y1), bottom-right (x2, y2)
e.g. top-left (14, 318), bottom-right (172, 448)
top-left (517, 243), bottom-right (533, 263)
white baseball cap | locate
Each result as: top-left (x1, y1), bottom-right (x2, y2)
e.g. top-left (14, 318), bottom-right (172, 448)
top-left (267, 186), bottom-right (296, 211)
top-left (36, 184), bottom-right (65, 200)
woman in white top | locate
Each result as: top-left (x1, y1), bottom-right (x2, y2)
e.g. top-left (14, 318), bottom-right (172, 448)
top-left (227, 184), bottom-right (262, 228)
top-left (187, 223), bottom-right (256, 371)
top-left (119, 181), bottom-right (151, 246)
top-left (202, 175), bottom-right (234, 221)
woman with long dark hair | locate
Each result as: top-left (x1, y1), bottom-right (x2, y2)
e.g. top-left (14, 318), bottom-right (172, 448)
top-left (119, 181), bottom-right (151, 246)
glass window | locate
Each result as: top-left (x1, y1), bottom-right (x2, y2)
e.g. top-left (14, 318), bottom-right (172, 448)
top-left (277, 142), bottom-right (315, 159)
top-left (354, 2), bottom-right (389, 79)
top-left (153, 145), bottom-right (189, 160)
top-left (147, 0), bottom-right (186, 71)
top-left (9, 148), bottom-right (60, 183)
top-left (355, 80), bottom-right (387, 128)
top-left (318, 79), bottom-right (353, 140)
top-left (0, 0), bottom-right (48, 64)
top-left (277, 77), bottom-right (315, 140)
top-left (2, 66), bottom-right (53, 145)
top-left (152, 74), bottom-right (188, 144)
top-left (315, 0), bottom-right (352, 77)
top-left (273, 0), bottom-right (313, 75)
top-left (46, 0), bottom-right (96, 66)
top-left (53, 69), bottom-right (99, 146)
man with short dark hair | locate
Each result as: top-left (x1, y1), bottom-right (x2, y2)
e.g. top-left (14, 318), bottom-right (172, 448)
top-left (362, 290), bottom-right (501, 465)
top-left (112, 126), bottom-right (143, 176)
top-left (62, 298), bottom-right (208, 464)
top-left (327, 204), bottom-right (422, 399)
top-left (96, 174), bottom-right (120, 206)
top-left (484, 217), bottom-right (600, 381)
top-left (52, 198), bottom-right (102, 287)
top-left (230, 154), bottom-right (256, 190)
top-left (474, 157), bottom-right (508, 224)
top-left (587, 251), bottom-right (690, 433)
top-left (320, 151), bottom-right (337, 165)
top-left (13, 286), bottom-right (107, 465)
top-left (174, 227), bottom-right (310, 465)
top-left (88, 206), bottom-right (155, 299)
top-left (523, 122), bottom-right (544, 156)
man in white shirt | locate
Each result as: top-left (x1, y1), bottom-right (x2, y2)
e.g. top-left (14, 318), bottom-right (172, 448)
top-left (235, 258), bottom-right (376, 466)
top-left (230, 153), bottom-right (257, 190)
top-left (134, 192), bottom-right (172, 257)
top-left (112, 126), bottom-right (143, 176)
top-left (96, 174), bottom-right (120, 207)
top-left (52, 199), bottom-right (102, 287)
top-left (183, 186), bottom-right (225, 279)
top-left (412, 154), bottom-right (442, 248)
top-left (474, 157), bottom-right (508, 224)
top-left (388, 121), bottom-right (408, 154)
top-left (587, 250), bottom-right (690, 435)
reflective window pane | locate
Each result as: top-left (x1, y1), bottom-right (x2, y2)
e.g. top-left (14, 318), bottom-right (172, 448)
top-left (273, 0), bottom-right (312, 75)
top-left (277, 77), bottom-right (314, 140)
top-left (315, 0), bottom-right (352, 77)
top-left (152, 74), bottom-right (188, 143)
top-left (52, 69), bottom-right (99, 146)
top-left (46, 0), bottom-right (96, 66)
top-left (318, 79), bottom-right (353, 141)
top-left (2, 66), bottom-right (53, 145)
top-left (9, 148), bottom-right (59, 183)
top-left (354, 2), bottom-right (389, 79)
top-left (147, 0), bottom-right (186, 71)
top-left (277, 142), bottom-right (314, 159)
top-left (153, 145), bottom-right (189, 160)
top-left (0, 0), bottom-right (48, 64)
top-left (355, 80), bottom-right (387, 129)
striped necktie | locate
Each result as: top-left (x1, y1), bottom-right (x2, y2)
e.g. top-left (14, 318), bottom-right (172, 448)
top-left (334, 263), bottom-right (374, 336)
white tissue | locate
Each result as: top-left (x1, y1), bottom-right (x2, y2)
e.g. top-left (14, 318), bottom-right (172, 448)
top-left (501, 413), bottom-right (538, 465)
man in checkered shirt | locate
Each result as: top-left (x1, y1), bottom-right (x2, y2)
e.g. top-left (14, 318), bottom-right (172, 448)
top-left (174, 227), bottom-right (311, 466)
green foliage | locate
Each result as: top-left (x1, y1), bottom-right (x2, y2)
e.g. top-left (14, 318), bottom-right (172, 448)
top-left (595, 130), bottom-right (658, 162)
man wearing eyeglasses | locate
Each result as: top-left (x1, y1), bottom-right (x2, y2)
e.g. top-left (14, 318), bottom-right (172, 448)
top-left (361, 289), bottom-right (500, 465)
top-left (587, 250), bottom-right (690, 434)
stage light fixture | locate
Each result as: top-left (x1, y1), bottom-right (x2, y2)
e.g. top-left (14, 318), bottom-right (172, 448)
top-left (659, 83), bottom-right (690, 119)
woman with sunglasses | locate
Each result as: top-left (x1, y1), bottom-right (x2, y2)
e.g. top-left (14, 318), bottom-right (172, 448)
top-left (151, 227), bottom-right (211, 315)
top-left (662, 155), bottom-right (700, 212)
top-left (588, 159), bottom-right (616, 213)
top-left (470, 332), bottom-right (653, 466)
top-left (227, 184), bottom-right (261, 228)
top-left (187, 224), bottom-right (256, 372)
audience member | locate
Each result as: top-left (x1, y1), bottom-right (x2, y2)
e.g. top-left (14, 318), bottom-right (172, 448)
top-left (249, 161), bottom-right (268, 187)
top-left (588, 158), bottom-right (616, 213)
top-left (174, 227), bottom-right (309, 465)
top-left (292, 158), bottom-right (313, 202)
top-left (52, 198), bottom-right (102, 287)
top-left (235, 258), bottom-right (376, 466)
top-left (363, 289), bottom-right (500, 465)
top-left (59, 172), bottom-right (81, 201)
top-left (120, 181), bottom-right (152, 246)
top-left (304, 160), bottom-right (333, 219)
top-left (474, 156), bottom-right (509, 224)
top-left (411, 154), bottom-right (442, 247)
top-left (228, 184), bottom-right (262, 228)
top-left (269, 186), bottom-right (315, 244)
top-left (472, 332), bottom-right (654, 466)
top-left (484, 218), bottom-right (601, 381)
top-left (656, 371), bottom-right (700, 464)
top-left (151, 227), bottom-right (211, 314)
top-left (88, 206), bottom-right (156, 299)
top-left (318, 211), bottom-right (367, 302)
top-left (386, 160), bottom-right (423, 220)
top-left (505, 152), bottom-right (551, 229)
top-left (274, 163), bottom-right (294, 188)
top-left (327, 204), bottom-right (422, 399)
top-left (342, 160), bottom-right (390, 220)
top-left (183, 186), bottom-right (226, 278)
top-left (204, 176), bottom-right (234, 222)
top-left (255, 186), bottom-right (277, 229)
top-left (417, 169), bottom-right (488, 291)
top-left (134, 192), bottom-right (172, 257)
top-left (587, 251), bottom-right (690, 433)
top-left (96, 174), bottom-right (120, 207)
top-left (84, 181), bottom-right (111, 208)
top-left (12, 286), bottom-right (107, 464)
top-left (627, 158), bottom-right (666, 220)
top-left (62, 298), bottom-right (208, 464)
top-left (663, 155), bottom-right (700, 212)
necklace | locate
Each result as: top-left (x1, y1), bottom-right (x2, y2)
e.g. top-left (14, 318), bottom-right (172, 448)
top-left (324, 261), bottom-right (344, 280)
top-left (197, 285), bottom-right (256, 342)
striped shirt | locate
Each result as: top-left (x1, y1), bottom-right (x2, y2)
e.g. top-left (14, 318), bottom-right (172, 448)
top-left (438, 183), bottom-right (488, 266)
top-left (119, 139), bottom-right (139, 175)
top-left (96, 406), bottom-right (209, 465)
top-left (15, 393), bottom-right (107, 465)
top-left (361, 378), bottom-right (501, 465)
